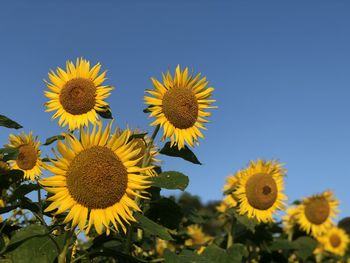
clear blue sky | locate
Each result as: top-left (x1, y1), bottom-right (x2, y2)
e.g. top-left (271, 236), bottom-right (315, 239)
top-left (1, 1), bottom-right (350, 219)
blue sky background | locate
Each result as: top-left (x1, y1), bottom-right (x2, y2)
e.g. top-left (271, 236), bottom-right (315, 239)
top-left (1, 1), bottom-right (350, 219)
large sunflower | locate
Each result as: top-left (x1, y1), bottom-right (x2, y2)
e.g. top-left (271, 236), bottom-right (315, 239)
top-left (144, 65), bottom-right (216, 150)
top-left (5, 132), bottom-right (43, 181)
top-left (316, 226), bottom-right (349, 257)
top-left (296, 191), bottom-right (338, 238)
top-left (235, 160), bottom-right (287, 223)
top-left (44, 58), bottom-right (113, 130)
top-left (40, 121), bottom-right (152, 235)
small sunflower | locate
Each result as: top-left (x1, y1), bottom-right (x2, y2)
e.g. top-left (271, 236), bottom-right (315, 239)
top-left (185, 224), bottom-right (212, 247)
top-left (0, 199), bottom-right (5, 223)
top-left (223, 173), bottom-right (240, 193)
top-left (282, 205), bottom-right (300, 238)
top-left (0, 161), bottom-right (10, 174)
top-left (235, 160), bottom-right (287, 223)
top-left (144, 65), bottom-right (216, 150)
top-left (5, 132), bottom-right (43, 181)
top-left (44, 58), bottom-right (113, 130)
top-left (217, 195), bottom-right (238, 213)
top-left (128, 130), bottom-right (160, 176)
top-left (317, 226), bottom-right (349, 257)
top-left (296, 191), bottom-right (339, 238)
top-left (41, 121), bottom-right (152, 235)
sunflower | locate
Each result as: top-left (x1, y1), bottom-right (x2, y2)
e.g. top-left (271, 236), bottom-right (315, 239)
top-left (185, 224), bottom-right (212, 247)
top-left (144, 65), bottom-right (216, 150)
top-left (40, 121), bottom-right (152, 235)
top-left (0, 161), bottom-right (10, 174)
top-left (0, 199), bottom-right (4, 223)
top-left (127, 130), bottom-right (160, 176)
top-left (296, 191), bottom-right (339, 238)
top-left (316, 226), bottom-right (349, 257)
top-left (235, 160), bottom-right (287, 223)
top-left (44, 58), bottom-right (113, 130)
top-left (217, 195), bottom-right (238, 214)
top-left (5, 132), bottom-right (43, 181)
top-left (282, 205), bottom-right (300, 238)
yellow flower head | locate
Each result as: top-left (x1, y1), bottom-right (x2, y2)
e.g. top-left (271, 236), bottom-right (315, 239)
top-left (0, 161), bottom-right (10, 174)
top-left (44, 58), bottom-right (113, 130)
top-left (223, 173), bottom-right (240, 193)
top-left (282, 205), bottom-right (300, 237)
top-left (5, 132), bottom-right (43, 181)
top-left (41, 121), bottom-right (153, 235)
top-left (316, 226), bottom-right (349, 257)
top-left (217, 195), bottom-right (238, 213)
top-left (125, 129), bottom-right (160, 177)
top-left (235, 160), bottom-right (287, 223)
top-left (296, 191), bottom-right (339, 238)
top-left (0, 199), bottom-right (5, 223)
top-left (185, 224), bottom-right (212, 247)
top-left (144, 65), bottom-right (216, 150)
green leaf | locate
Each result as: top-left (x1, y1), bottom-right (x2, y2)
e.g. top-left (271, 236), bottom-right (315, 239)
top-left (293, 236), bottom-right (317, 261)
top-left (9, 184), bottom-right (40, 201)
top-left (5, 225), bottom-right (61, 263)
top-left (0, 115), bottom-right (22, 129)
top-left (19, 198), bottom-right (40, 214)
top-left (43, 135), bottom-right (65, 146)
top-left (227, 244), bottom-right (248, 262)
top-left (134, 213), bottom-right (173, 241)
top-left (127, 133), bottom-right (147, 143)
top-left (0, 170), bottom-right (23, 189)
top-left (145, 198), bottom-right (183, 230)
top-left (178, 250), bottom-right (209, 263)
top-left (233, 210), bottom-right (258, 233)
top-left (164, 250), bottom-right (181, 263)
top-left (0, 147), bottom-right (19, 161)
top-left (151, 171), bottom-right (189, 191)
top-left (338, 217), bottom-right (350, 236)
top-left (143, 106), bottom-right (153, 113)
top-left (97, 106), bottom-right (113, 119)
top-left (160, 142), bottom-right (201, 165)
top-left (269, 239), bottom-right (297, 251)
top-left (202, 245), bottom-right (229, 263)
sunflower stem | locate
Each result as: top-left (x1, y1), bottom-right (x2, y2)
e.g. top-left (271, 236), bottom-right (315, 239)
top-left (227, 216), bottom-right (236, 249)
top-left (124, 125), bottom-right (161, 255)
top-left (58, 226), bottom-right (76, 263)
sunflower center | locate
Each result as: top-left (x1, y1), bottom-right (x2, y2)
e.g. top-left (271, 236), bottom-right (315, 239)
top-left (330, 233), bottom-right (341, 248)
top-left (304, 198), bottom-right (330, 225)
top-left (162, 87), bottom-right (198, 129)
top-left (16, 145), bottom-right (37, 170)
top-left (66, 146), bottom-right (128, 209)
top-left (59, 78), bottom-right (96, 115)
top-left (245, 173), bottom-right (278, 210)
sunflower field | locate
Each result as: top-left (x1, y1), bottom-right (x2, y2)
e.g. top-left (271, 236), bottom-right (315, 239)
top-left (0, 59), bottom-right (349, 263)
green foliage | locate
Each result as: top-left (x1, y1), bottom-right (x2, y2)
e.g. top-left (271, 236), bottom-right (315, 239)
top-left (0, 115), bottom-right (22, 129)
top-left (134, 213), bottom-right (173, 241)
top-left (43, 135), bottom-right (65, 146)
top-left (0, 148), bottom-right (19, 161)
top-left (160, 142), bottom-right (201, 164)
top-left (97, 106), bottom-right (113, 119)
top-left (151, 171), bottom-right (189, 191)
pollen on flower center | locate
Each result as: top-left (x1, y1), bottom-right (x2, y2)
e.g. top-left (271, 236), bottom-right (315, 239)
top-left (66, 146), bottom-right (128, 209)
top-left (330, 233), bottom-right (341, 248)
top-left (162, 87), bottom-right (198, 129)
top-left (17, 144), bottom-right (37, 170)
top-left (59, 78), bottom-right (96, 115)
top-left (245, 173), bottom-right (278, 210)
top-left (304, 198), bottom-right (330, 225)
